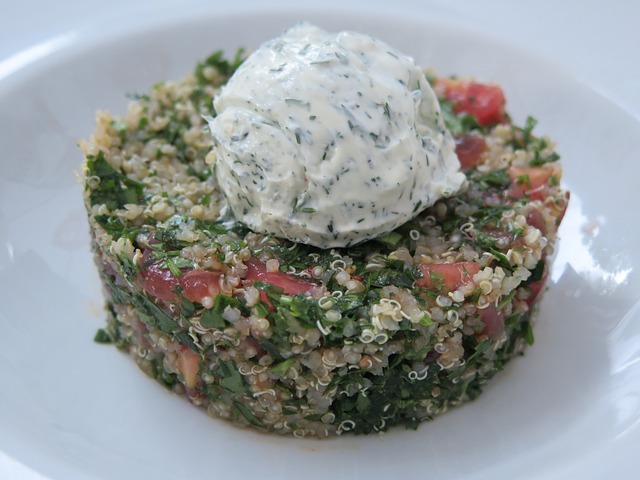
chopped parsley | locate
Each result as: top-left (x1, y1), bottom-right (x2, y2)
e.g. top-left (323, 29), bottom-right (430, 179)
top-left (86, 151), bottom-right (144, 211)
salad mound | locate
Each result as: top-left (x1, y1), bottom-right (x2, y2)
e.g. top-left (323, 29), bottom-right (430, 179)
top-left (80, 48), bottom-right (568, 437)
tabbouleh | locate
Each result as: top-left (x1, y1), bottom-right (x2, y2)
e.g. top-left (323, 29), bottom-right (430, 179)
top-left (80, 49), bottom-right (569, 438)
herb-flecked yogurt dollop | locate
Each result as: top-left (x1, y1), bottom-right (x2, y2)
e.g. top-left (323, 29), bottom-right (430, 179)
top-left (207, 23), bottom-right (467, 248)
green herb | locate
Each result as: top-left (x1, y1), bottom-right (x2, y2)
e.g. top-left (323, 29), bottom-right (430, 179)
top-left (530, 151), bottom-right (560, 166)
top-left (489, 247), bottom-right (512, 269)
top-left (110, 119), bottom-right (128, 143)
top-left (509, 116), bottom-right (561, 166)
top-left (523, 321), bottom-right (535, 345)
top-left (367, 261), bottom-right (418, 289)
top-left (213, 293), bottom-right (247, 316)
top-left (253, 302), bottom-right (270, 319)
top-left (419, 313), bottom-right (434, 326)
top-left (214, 360), bottom-right (246, 393)
top-left (106, 278), bottom-right (179, 334)
top-left (174, 331), bottom-right (198, 351)
top-left (439, 100), bottom-right (485, 136)
top-left (526, 260), bottom-right (545, 284)
top-left (165, 257), bottom-right (182, 277)
top-left (117, 252), bottom-right (137, 279)
top-left (327, 221), bottom-right (334, 233)
top-left (382, 102), bottom-right (391, 119)
top-left (376, 231), bottom-right (403, 248)
top-left (522, 115), bottom-right (537, 145)
top-left (155, 112), bottom-right (190, 163)
top-left (516, 174), bottom-right (531, 187)
top-left (94, 215), bottom-right (144, 241)
top-left (428, 271), bottom-right (445, 290)
top-left (126, 92), bottom-right (150, 101)
top-left (333, 294), bottom-right (364, 314)
top-left (200, 308), bottom-right (226, 329)
top-left (194, 218), bottom-right (244, 237)
top-left (86, 151), bottom-right (144, 210)
top-left (497, 289), bottom-right (517, 310)
top-left (476, 231), bottom-right (501, 250)
top-left (233, 401), bottom-right (265, 428)
top-left (195, 48), bottom-right (246, 84)
top-left (179, 294), bottom-right (196, 318)
top-left (259, 338), bottom-right (286, 359)
top-left (150, 358), bottom-right (180, 388)
top-left (505, 312), bottom-right (521, 329)
top-left (187, 165), bottom-right (212, 181)
top-left (465, 338), bottom-right (492, 365)
top-left (270, 358), bottom-right (296, 377)
top-left (93, 328), bottom-right (112, 344)
top-left (474, 168), bottom-right (511, 189)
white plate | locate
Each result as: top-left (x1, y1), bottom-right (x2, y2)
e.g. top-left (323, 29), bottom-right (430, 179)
top-left (1, 7), bottom-right (639, 480)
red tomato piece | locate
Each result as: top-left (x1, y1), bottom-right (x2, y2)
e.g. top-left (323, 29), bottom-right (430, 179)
top-left (455, 133), bottom-right (487, 169)
top-left (138, 261), bottom-right (180, 302)
top-left (417, 262), bottom-right (481, 291)
top-left (176, 346), bottom-right (200, 390)
top-left (526, 264), bottom-right (549, 307)
top-left (525, 207), bottom-right (547, 236)
top-left (438, 79), bottom-right (506, 126)
top-left (479, 304), bottom-right (505, 340)
top-left (244, 258), bottom-right (315, 296)
top-left (180, 269), bottom-right (222, 303)
top-left (138, 249), bottom-right (222, 304)
top-left (506, 166), bottom-right (554, 201)
top-left (526, 280), bottom-right (547, 307)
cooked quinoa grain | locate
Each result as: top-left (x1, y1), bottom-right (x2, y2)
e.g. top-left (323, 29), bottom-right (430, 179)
top-left (81, 49), bottom-right (569, 438)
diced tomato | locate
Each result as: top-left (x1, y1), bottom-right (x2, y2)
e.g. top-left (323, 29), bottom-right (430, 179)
top-left (244, 257), bottom-right (316, 296)
top-left (525, 207), bottom-right (547, 236)
top-left (138, 250), bottom-right (222, 304)
top-left (417, 262), bottom-right (481, 291)
top-left (455, 133), bottom-right (487, 169)
top-left (506, 166), bottom-right (554, 201)
top-left (479, 304), bottom-right (505, 340)
top-left (176, 346), bottom-right (200, 390)
top-left (180, 269), bottom-right (221, 303)
top-left (527, 280), bottom-right (547, 307)
top-left (437, 79), bottom-right (506, 126)
top-left (526, 264), bottom-right (549, 307)
top-left (139, 261), bottom-right (179, 302)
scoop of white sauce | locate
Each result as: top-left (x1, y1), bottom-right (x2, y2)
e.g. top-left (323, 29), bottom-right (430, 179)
top-left (207, 23), bottom-right (466, 248)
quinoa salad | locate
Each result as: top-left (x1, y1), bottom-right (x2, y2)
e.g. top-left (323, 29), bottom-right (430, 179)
top-left (80, 47), bottom-right (569, 438)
